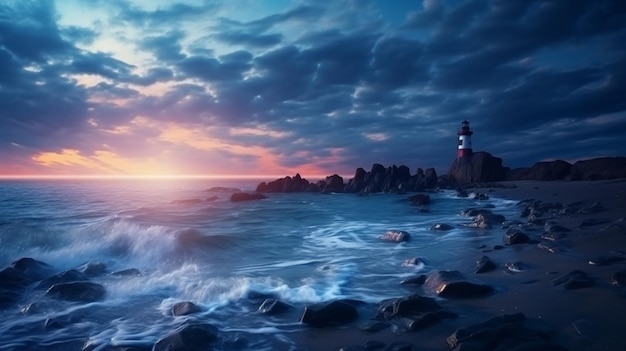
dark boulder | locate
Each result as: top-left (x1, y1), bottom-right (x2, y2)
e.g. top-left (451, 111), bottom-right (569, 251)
top-left (11, 257), bottom-right (55, 281)
top-left (475, 255), bottom-right (497, 274)
top-left (154, 323), bottom-right (218, 351)
top-left (46, 281), bottom-right (106, 302)
top-left (376, 294), bottom-right (456, 332)
top-left (379, 230), bottom-right (411, 243)
top-left (172, 301), bottom-right (202, 316)
top-left (552, 270), bottom-right (594, 289)
top-left (570, 157), bottom-right (626, 180)
top-left (300, 300), bottom-right (358, 327)
top-left (424, 270), bottom-right (494, 298)
top-left (504, 229), bottom-right (530, 245)
top-left (230, 192), bottom-right (268, 202)
top-left (447, 313), bottom-right (564, 351)
top-left (408, 194), bottom-right (430, 206)
top-left (463, 210), bottom-right (505, 229)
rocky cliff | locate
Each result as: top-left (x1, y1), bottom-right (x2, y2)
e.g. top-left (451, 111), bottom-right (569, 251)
top-left (447, 151), bottom-right (508, 184)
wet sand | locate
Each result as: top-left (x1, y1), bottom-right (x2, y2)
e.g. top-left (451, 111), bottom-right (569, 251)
top-left (293, 179), bottom-right (626, 351)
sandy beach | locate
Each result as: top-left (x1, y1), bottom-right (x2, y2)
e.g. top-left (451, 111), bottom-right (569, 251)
top-left (294, 179), bottom-right (626, 351)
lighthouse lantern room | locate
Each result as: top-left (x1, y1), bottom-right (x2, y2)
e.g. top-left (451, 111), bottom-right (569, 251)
top-left (457, 120), bottom-right (473, 158)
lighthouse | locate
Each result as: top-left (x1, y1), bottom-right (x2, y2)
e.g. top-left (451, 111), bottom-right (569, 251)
top-left (457, 120), bottom-right (473, 158)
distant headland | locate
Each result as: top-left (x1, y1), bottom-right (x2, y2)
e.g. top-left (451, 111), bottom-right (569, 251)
top-left (255, 154), bottom-right (626, 194)
top-left (256, 120), bottom-right (626, 194)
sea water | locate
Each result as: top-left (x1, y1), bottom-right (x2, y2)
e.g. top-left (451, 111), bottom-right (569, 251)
top-left (0, 178), bottom-right (519, 350)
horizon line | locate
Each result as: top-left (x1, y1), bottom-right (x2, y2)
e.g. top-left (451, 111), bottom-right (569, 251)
top-left (0, 173), bottom-right (349, 181)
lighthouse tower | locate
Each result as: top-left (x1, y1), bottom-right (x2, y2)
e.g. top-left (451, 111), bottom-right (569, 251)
top-left (457, 120), bottom-right (473, 158)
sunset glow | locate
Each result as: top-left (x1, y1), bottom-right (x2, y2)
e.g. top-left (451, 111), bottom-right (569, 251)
top-left (1, 1), bottom-right (624, 179)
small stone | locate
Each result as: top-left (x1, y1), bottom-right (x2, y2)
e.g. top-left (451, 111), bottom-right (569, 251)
top-left (379, 230), bottom-right (411, 243)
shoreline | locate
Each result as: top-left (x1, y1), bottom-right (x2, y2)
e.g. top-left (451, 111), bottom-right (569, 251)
top-left (294, 179), bottom-right (626, 351)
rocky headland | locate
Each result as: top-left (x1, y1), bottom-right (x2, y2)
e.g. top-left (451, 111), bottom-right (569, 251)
top-left (253, 154), bottom-right (626, 195)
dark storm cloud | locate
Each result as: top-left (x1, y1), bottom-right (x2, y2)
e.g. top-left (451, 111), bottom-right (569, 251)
top-left (0, 1), bottom-right (72, 62)
top-left (1, 0), bottom-right (625, 175)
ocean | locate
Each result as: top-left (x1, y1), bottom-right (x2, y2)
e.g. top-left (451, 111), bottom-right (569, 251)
top-left (0, 178), bottom-right (519, 350)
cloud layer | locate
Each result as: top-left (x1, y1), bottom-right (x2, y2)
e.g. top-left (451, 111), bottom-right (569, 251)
top-left (1, 0), bottom-right (625, 176)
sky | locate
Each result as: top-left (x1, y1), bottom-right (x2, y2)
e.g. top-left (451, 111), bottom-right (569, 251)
top-left (1, 0), bottom-right (625, 178)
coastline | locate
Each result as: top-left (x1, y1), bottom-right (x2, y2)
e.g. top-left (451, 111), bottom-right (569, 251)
top-left (294, 179), bottom-right (626, 351)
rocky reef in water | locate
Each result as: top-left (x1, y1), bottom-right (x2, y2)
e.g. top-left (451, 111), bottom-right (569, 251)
top-left (255, 155), bottom-right (626, 194)
top-left (255, 163), bottom-right (438, 194)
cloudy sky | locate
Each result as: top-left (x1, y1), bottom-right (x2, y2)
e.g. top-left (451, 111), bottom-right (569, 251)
top-left (1, 0), bottom-right (625, 178)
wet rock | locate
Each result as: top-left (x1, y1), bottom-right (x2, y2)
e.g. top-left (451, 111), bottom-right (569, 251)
top-left (475, 255), bottom-right (496, 274)
top-left (376, 294), bottom-right (456, 332)
top-left (36, 269), bottom-right (89, 290)
top-left (447, 313), bottom-right (563, 350)
top-left (471, 192), bottom-right (489, 200)
top-left (379, 230), bottom-right (411, 243)
top-left (154, 323), bottom-right (218, 351)
top-left (11, 257), bottom-right (55, 281)
top-left (258, 298), bottom-right (292, 315)
top-left (463, 210), bottom-right (506, 229)
top-left (408, 193), bottom-right (430, 206)
top-left (610, 270), bottom-right (626, 286)
top-left (424, 270), bottom-right (494, 298)
top-left (456, 188), bottom-right (469, 197)
top-left (446, 313), bottom-right (525, 349)
top-left (46, 281), bottom-right (106, 302)
top-left (77, 262), bottom-right (107, 277)
top-left (230, 192), bottom-right (268, 202)
top-left (400, 274), bottom-right (426, 285)
top-left (504, 229), bottom-right (530, 245)
top-left (429, 223), bottom-right (454, 231)
top-left (401, 257), bottom-right (424, 267)
top-left (552, 270), bottom-right (594, 289)
top-left (300, 300), bottom-right (358, 327)
top-left (172, 301), bottom-right (202, 316)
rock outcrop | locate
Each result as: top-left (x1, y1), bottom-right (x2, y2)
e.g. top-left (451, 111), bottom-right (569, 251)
top-left (569, 157), bottom-right (626, 180)
top-left (447, 152), bottom-right (507, 184)
top-left (506, 157), bottom-right (626, 181)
